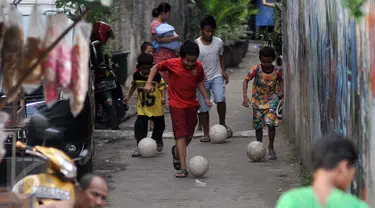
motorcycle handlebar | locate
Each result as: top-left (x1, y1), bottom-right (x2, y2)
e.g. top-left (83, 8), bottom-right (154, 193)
top-left (16, 141), bottom-right (48, 160)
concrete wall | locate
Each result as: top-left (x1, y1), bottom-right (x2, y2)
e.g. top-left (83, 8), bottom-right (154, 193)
top-left (283, 0), bottom-right (375, 203)
top-left (110, 0), bottom-right (187, 84)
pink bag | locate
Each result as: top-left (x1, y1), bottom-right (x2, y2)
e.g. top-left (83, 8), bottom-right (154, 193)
top-left (70, 22), bottom-right (92, 116)
top-left (55, 14), bottom-right (73, 97)
top-left (42, 15), bottom-right (59, 107)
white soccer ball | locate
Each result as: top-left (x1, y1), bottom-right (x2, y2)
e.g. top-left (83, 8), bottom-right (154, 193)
top-left (246, 141), bottom-right (266, 162)
top-left (138, 137), bottom-right (157, 158)
top-left (209, 124), bottom-right (227, 143)
top-left (187, 155), bottom-right (209, 177)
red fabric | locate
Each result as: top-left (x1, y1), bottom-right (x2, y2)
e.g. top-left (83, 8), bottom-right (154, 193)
top-left (150, 20), bottom-right (177, 82)
top-left (156, 58), bottom-right (204, 108)
top-left (170, 106), bottom-right (199, 139)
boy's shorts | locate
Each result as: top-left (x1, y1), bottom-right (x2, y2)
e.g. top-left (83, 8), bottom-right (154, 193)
top-left (253, 108), bottom-right (279, 129)
top-left (197, 76), bottom-right (226, 113)
top-left (170, 106), bottom-right (199, 139)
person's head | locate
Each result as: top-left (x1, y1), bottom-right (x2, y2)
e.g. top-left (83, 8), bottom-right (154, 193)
top-left (141, 41), bottom-right (154, 56)
top-left (259, 46), bottom-right (276, 70)
top-left (200, 15), bottom-right (217, 42)
top-left (310, 133), bottom-right (358, 191)
top-left (152, 2), bottom-right (171, 21)
top-left (137, 53), bottom-right (154, 75)
top-left (76, 174), bottom-right (108, 208)
top-left (180, 40), bottom-right (200, 69)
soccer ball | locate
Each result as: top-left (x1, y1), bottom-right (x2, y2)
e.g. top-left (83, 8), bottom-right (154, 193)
top-left (138, 137), bottom-right (157, 157)
top-left (209, 124), bottom-right (227, 143)
top-left (246, 141), bottom-right (266, 162)
top-left (187, 155), bottom-right (209, 177)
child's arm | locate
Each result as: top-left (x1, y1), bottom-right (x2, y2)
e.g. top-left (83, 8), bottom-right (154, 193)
top-left (242, 79), bottom-right (251, 107)
top-left (279, 80), bottom-right (284, 98)
top-left (219, 41), bottom-right (229, 84)
top-left (159, 79), bottom-right (167, 105)
top-left (262, 0), bottom-right (276, 8)
top-left (144, 61), bottom-right (169, 92)
top-left (198, 82), bottom-right (212, 107)
top-left (242, 67), bottom-right (256, 107)
top-left (220, 55), bottom-right (229, 84)
top-left (277, 68), bottom-right (284, 98)
top-left (154, 35), bottom-right (179, 43)
top-left (123, 82), bottom-right (137, 103)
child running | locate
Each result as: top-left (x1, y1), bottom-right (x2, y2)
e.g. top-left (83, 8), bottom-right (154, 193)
top-left (276, 133), bottom-right (369, 208)
top-left (242, 46), bottom-right (283, 160)
top-left (195, 14), bottom-right (232, 142)
top-left (123, 53), bottom-right (166, 157)
top-left (139, 41), bottom-right (156, 130)
top-left (141, 41), bottom-right (155, 56)
top-left (144, 40), bottom-right (212, 178)
top-left (136, 42), bottom-right (155, 72)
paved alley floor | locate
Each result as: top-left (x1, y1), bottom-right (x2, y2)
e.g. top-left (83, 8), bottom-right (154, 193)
top-left (93, 43), bottom-right (300, 208)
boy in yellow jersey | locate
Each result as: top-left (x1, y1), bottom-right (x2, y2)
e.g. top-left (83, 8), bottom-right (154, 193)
top-left (123, 53), bottom-right (166, 157)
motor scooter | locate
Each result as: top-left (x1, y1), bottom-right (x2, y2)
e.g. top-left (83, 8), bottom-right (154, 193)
top-left (90, 22), bottom-right (128, 130)
top-left (11, 136), bottom-right (87, 207)
top-left (91, 41), bottom-right (127, 130)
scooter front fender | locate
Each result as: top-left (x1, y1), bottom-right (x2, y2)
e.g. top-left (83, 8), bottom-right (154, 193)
top-left (12, 173), bottom-right (75, 206)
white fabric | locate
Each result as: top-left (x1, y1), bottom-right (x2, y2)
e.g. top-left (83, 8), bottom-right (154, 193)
top-left (195, 36), bottom-right (224, 81)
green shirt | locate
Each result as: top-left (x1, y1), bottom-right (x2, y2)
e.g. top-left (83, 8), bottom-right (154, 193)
top-left (276, 187), bottom-right (369, 208)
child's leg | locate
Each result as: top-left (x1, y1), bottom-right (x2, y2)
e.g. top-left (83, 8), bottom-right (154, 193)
top-left (176, 137), bottom-right (187, 170)
top-left (151, 116), bottom-right (166, 152)
top-left (253, 108), bottom-right (266, 142)
top-left (170, 107), bottom-right (198, 177)
top-left (212, 76), bottom-right (232, 138)
top-left (133, 115), bottom-right (149, 157)
top-left (197, 81), bottom-right (211, 142)
top-left (266, 109), bottom-right (279, 160)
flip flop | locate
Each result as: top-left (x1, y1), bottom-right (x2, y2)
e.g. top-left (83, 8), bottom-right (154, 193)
top-left (171, 145), bottom-right (180, 170)
top-left (226, 126), bottom-right (233, 138)
top-left (200, 136), bottom-right (211, 143)
top-left (268, 150), bottom-right (278, 160)
top-left (175, 169), bottom-right (189, 178)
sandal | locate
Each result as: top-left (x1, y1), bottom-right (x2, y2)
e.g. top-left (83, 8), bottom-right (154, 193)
top-left (171, 145), bottom-right (180, 170)
top-left (175, 169), bottom-right (189, 178)
top-left (132, 148), bottom-right (140, 157)
top-left (200, 136), bottom-right (211, 143)
top-left (226, 126), bottom-right (233, 138)
top-left (268, 149), bottom-right (278, 160)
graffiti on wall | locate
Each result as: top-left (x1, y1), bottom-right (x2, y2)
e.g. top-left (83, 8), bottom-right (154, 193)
top-left (283, 0), bottom-right (375, 204)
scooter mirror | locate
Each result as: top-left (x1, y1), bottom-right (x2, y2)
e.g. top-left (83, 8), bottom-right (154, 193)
top-left (79, 149), bottom-right (89, 158)
top-left (74, 149), bottom-right (89, 164)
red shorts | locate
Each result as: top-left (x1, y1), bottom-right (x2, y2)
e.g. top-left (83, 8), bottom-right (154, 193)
top-left (170, 106), bottom-right (199, 139)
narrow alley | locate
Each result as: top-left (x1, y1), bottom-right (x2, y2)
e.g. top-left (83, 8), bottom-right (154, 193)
top-left (93, 43), bottom-right (300, 208)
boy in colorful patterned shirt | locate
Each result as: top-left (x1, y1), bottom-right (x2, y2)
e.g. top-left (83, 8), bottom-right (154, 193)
top-left (242, 46), bottom-right (283, 160)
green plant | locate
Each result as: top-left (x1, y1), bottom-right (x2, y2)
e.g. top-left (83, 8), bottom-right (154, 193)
top-left (55, 0), bottom-right (118, 23)
top-left (195, 0), bottom-right (258, 42)
top-left (256, 29), bottom-right (283, 55)
top-left (341, 0), bottom-right (364, 20)
top-left (216, 24), bottom-right (247, 42)
top-left (56, 0), bottom-right (118, 56)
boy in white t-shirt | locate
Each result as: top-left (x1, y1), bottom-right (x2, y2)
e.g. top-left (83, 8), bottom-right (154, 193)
top-left (195, 15), bottom-right (232, 142)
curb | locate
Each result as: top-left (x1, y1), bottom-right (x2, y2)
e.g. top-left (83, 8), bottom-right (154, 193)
top-left (93, 129), bottom-right (268, 140)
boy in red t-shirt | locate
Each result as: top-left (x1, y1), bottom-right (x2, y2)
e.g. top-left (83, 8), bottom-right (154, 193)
top-left (144, 40), bottom-right (212, 178)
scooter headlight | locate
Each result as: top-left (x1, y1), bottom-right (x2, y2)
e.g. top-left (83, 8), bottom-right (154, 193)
top-left (55, 154), bottom-right (77, 179)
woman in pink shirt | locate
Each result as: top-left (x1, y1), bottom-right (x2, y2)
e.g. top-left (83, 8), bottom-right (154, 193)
top-left (150, 2), bottom-right (179, 83)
